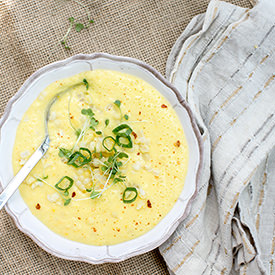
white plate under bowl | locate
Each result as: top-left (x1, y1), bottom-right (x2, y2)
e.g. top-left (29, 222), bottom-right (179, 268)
top-left (0, 53), bottom-right (202, 264)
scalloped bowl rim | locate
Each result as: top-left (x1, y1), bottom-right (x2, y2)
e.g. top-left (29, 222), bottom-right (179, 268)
top-left (0, 53), bottom-right (203, 264)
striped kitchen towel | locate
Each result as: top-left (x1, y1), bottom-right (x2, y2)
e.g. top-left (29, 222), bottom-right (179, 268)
top-left (160, 0), bottom-right (275, 274)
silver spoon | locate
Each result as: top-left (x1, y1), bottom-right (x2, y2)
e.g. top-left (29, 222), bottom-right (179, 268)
top-left (0, 84), bottom-right (80, 210)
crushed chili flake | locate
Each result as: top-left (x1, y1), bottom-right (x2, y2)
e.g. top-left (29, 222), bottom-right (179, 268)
top-left (35, 203), bottom-right (41, 210)
top-left (139, 111), bottom-right (141, 115)
top-left (147, 200), bottom-right (152, 208)
top-left (161, 104), bottom-right (168, 108)
top-left (78, 217), bottom-right (81, 220)
top-left (132, 131), bottom-right (137, 139)
top-left (70, 116), bottom-right (74, 119)
top-left (72, 192), bottom-right (76, 198)
top-left (137, 152), bottom-right (140, 155)
top-left (92, 227), bottom-right (97, 232)
top-left (174, 140), bottom-right (181, 147)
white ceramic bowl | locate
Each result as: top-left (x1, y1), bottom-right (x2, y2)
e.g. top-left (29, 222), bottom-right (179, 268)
top-left (0, 53), bottom-right (202, 264)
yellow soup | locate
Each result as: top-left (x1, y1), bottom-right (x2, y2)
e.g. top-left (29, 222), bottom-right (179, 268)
top-left (12, 70), bottom-right (189, 245)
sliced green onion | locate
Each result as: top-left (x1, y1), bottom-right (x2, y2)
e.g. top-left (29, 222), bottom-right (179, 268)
top-left (102, 136), bottom-right (116, 152)
top-left (55, 176), bottom-right (74, 192)
top-left (112, 124), bottom-right (132, 135)
top-left (67, 148), bottom-right (92, 167)
top-left (123, 187), bottom-right (138, 203)
top-left (79, 147), bottom-right (92, 161)
top-left (96, 131), bottom-right (102, 135)
top-left (116, 133), bottom-right (133, 148)
top-left (124, 114), bottom-right (129, 120)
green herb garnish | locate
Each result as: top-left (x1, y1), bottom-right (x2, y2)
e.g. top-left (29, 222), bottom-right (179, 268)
top-left (123, 187), bottom-right (138, 203)
top-left (61, 1), bottom-right (94, 49)
top-left (102, 136), bottom-right (116, 152)
top-left (81, 108), bottom-right (99, 130)
top-left (90, 190), bottom-right (101, 199)
top-left (113, 178), bottom-right (124, 183)
top-left (112, 124), bottom-right (132, 135)
top-left (81, 108), bottom-right (94, 117)
top-left (59, 148), bottom-right (72, 158)
top-left (96, 131), bottom-right (102, 135)
top-left (36, 175), bottom-right (48, 182)
top-left (114, 100), bottom-right (121, 108)
top-left (83, 78), bottom-right (89, 90)
top-left (64, 198), bottom-right (72, 206)
top-left (61, 17), bottom-right (75, 49)
top-left (117, 152), bottom-right (128, 158)
top-left (116, 133), bottom-right (133, 148)
top-left (105, 119), bottom-right (109, 127)
top-left (75, 23), bottom-right (84, 32)
top-left (124, 114), bottom-right (129, 120)
top-left (67, 147), bottom-right (92, 167)
top-left (55, 176), bottom-right (74, 192)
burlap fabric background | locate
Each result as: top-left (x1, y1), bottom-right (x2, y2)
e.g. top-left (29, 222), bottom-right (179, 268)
top-left (0, 0), bottom-right (252, 274)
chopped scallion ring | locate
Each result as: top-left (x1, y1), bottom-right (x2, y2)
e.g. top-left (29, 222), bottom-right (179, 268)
top-left (67, 148), bottom-right (92, 167)
top-left (112, 124), bottom-right (133, 135)
top-left (116, 133), bottom-right (133, 148)
top-left (55, 176), bottom-right (74, 192)
top-left (122, 187), bottom-right (138, 203)
top-left (102, 136), bottom-right (116, 152)
top-left (79, 147), bottom-right (92, 162)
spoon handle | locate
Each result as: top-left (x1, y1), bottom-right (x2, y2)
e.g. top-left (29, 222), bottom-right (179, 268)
top-left (0, 137), bottom-right (50, 211)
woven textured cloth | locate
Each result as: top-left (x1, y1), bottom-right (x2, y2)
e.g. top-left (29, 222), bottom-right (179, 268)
top-left (160, 0), bottom-right (275, 274)
top-left (0, 0), bottom-right (252, 274)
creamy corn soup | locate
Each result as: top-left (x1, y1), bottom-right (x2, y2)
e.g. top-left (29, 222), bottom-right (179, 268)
top-left (12, 70), bottom-right (189, 245)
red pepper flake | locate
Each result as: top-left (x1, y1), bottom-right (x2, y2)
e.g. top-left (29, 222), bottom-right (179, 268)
top-left (117, 228), bottom-right (120, 232)
top-left (147, 200), bottom-right (152, 208)
top-left (137, 152), bottom-right (140, 155)
top-left (135, 222), bottom-right (138, 225)
top-left (35, 203), bottom-right (41, 210)
top-left (92, 227), bottom-right (97, 232)
top-left (132, 131), bottom-right (137, 139)
top-left (70, 116), bottom-right (74, 119)
top-left (139, 111), bottom-right (141, 115)
top-left (78, 217), bottom-right (81, 220)
top-left (161, 104), bottom-right (168, 108)
top-left (72, 192), bottom-right (76, 198)
top-left (174, 140), bottom-right (181, 147)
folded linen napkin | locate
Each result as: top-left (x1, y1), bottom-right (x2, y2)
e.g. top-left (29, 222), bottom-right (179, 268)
top-left (160, 0), bottom-right (275, 274)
